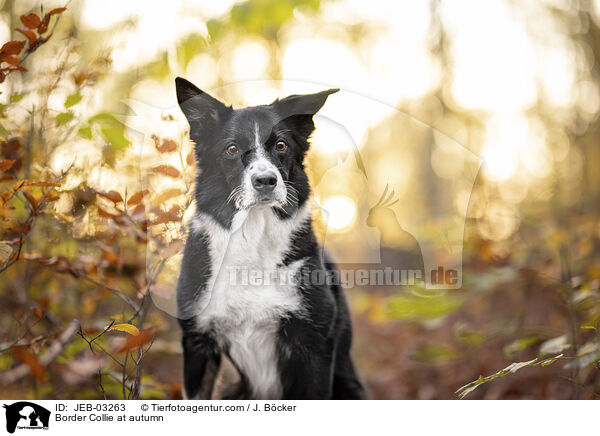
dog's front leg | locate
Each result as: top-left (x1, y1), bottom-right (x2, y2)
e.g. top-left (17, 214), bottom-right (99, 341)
top-left (182, 331), bottom-right (221, 399)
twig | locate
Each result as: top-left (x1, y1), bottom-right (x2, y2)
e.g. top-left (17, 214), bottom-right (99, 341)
top-left (0, 318), bottom-right (80, 385)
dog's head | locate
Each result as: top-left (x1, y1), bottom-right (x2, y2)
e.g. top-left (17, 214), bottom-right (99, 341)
top-left (175, 77), bottom-right (337, 226)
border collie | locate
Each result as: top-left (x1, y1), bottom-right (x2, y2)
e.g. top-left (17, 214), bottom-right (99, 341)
top-left (174, 77), bottom-right (367, 400)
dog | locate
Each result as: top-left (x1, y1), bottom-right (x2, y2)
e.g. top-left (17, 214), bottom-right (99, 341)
top-left (175, 77), bottom-right (367, 400)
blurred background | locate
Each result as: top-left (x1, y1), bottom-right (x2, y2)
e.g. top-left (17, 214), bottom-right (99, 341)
top-left (0, 0), bottom-right (599, 399)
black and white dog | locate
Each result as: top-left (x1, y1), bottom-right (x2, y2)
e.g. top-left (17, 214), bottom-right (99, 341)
top-left (174, 77), bottom-right (366, 400)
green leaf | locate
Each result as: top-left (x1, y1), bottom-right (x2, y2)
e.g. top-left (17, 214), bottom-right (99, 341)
top-left (77, 126), bottom-right (92, 139)
top-left (101, 126), bottom-right (131, 150)
top-left (89, 112), bottom-right (120, 125)
top-left (0, 122), bottom-right (9, 137)
top-left (56, 111), bottom-right (74, 126)
top-left (64, 92), bottom-right (82, 108)
top-left (9, 93), bottom-right (26, 103)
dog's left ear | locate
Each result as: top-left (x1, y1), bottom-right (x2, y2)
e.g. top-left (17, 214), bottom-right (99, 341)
top-left (272, 88), bottom-right (339, 138)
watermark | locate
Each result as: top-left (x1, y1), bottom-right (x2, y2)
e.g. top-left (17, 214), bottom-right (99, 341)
top-left (227, 265), bottom-right (459, 288)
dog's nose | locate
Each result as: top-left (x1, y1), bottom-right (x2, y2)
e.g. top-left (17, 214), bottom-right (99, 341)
top-left (251, 172), bottom-right (277, 193)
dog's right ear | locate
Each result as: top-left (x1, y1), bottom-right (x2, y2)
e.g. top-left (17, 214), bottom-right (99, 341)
top-left (175, 77), bottom-right (230, 137)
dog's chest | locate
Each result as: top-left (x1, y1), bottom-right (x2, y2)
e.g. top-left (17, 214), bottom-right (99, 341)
top-left (191, 207), bottom-right (308, 398)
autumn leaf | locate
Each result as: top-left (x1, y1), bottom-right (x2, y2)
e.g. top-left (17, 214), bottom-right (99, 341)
top-left (151, 205), bottom-right (181, 226)
top-left (0, 159), bottom-right (15, 171)
top-left (38, 7), bottom-right (66, 34)
top-left (12, 179), bottom-right (60, 190)
top-left (154, 188), bottom-right (184, 205)
top-left (0, 40), bottom-right (26, 55)
top-left (151, 165), bottom-right (181, 178)
top-left (16, 28), bottom-right (37, 44)
top-left (111, 323), bottom-right (140, 336)
top-left (22, 190), bottom-right (38, 211)
top-left (1, 54), bottom-right (21, 65)
top-left (97, 206), bottom-right (121, 219)
top-left (11, 345), bottom-right (47, 383)
top-left (0, 242), bottom-right (12, 263)
top-left (98, 190), bottom-right (123, 204)
top-left (186, 151), bottom-right (195, 166)
top-left (116, 328), bottom-right (155, 352)
top-left (156, 138), bottom-right (177, 153)
top-left (42, 209), bottom-right (75, 222)
top-left (20, 13), bottom-right (41, 29)
top-left (128, 189), bottom-right (149, 205)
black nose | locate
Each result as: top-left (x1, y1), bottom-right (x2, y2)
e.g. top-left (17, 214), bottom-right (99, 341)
top-left (251, 172), bottom-right (277, 193)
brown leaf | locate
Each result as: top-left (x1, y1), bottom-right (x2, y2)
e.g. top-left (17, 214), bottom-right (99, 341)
top-left (130, 203), bottom-right (145, 218)
top-left (156, 138), bottom-right (177, 153)
top-left (16, 28), bottom-right (37, 44)
top-left (13, 179), bottom-right (60, 190)
top-left (154, 188), bottom-right (184, 205)
top-left (97, 206), bottom-right (121, 219)
top-left (0, 40), bottom-right (26, 55)
top-left (116, 328), bottom-right (155, 353)
top-left (0, 160), bottom-right (15, 171)
top-left (151, 205), bottom-right (181, 226)
top-left (38, 8), bottom-right (66, 34)
top-left (20, 13), bottom-right (41, 29)
top-left (0, 54), bottom-right (21, 65)
top-left (128, 189), bottom-right (149, 206)
top-left (151, 165), bottom-right (181, 179)
top-left (186, 151), bottom-right (195, 166)
top-left (22, 191), bottom-right (38, 211)
top-left (11, 345), bottom-right (47, 382)
top-left (98, 207), bottom-right (121, 218)
top-left (98, 190), bottom-right (123, 204)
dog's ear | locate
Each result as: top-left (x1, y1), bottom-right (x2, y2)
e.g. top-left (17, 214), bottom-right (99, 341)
top-left (175, 77), bottom-right (230, 138)
top-left (272, 88), bottom-right (339, 138)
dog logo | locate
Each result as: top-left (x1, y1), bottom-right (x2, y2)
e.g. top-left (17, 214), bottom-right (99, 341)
top-left (3, 402), bottom-right (50, 433)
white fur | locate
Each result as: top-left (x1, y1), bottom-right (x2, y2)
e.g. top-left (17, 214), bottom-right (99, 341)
top-left (190, 203), bottom-right (310, 399)
top-left (237, 123), bottom-right (287, 208)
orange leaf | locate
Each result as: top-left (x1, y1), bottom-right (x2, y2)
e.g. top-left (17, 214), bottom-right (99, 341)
top-left (98, 190), bottom-right (123, 204)
top-left (97, 206), bottom-right (121, 219)
top-left (0, 54), bottom-right (21, 65)
top-left (22, 191), bottom-right (38, 211)
top-left (13, 179), bottom-right (60, 190)
top-left (116, 328), bottom-right (155, 352)
top-left (20, 13), bottom-right (41, 29)
top-left (38, 7), bottom-right (66, 34)
top-left (154, 188), bottom-right (184, 205)
top-left (11, 345), bottom-right (47, 382)
top-left (186, 151), bottom-right (195, 166)
top-left (151, 205), bottom-right (181, 226)
top-left (128, 189), bottom-right (149, 206)
top-left (0, 160), bottom-right (15, 171)
top-left (47, 7), bottom-right (67, 16)
top-left (156, 138), bottom-right (177, 153)
top-left (0, 40), bottom-right (26, 55)
top-left (16, 28), bottom-right (37, 44)
top-left (151, 165), bottom-right (180, 179)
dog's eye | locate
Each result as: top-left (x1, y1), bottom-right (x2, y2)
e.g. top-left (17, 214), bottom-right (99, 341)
top-left (275, 140), bottom-right (287, 152)
top-left (226, 144), bottom-right (239, 156)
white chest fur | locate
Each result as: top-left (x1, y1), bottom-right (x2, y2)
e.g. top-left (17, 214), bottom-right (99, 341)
top-left (190, 205), bottom-right (310, 399)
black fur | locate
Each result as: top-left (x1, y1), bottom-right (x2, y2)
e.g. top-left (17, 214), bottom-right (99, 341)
top-left (175, 77), bottom-right (367, 400)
